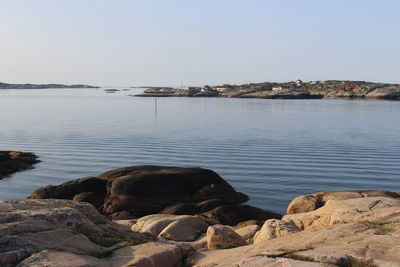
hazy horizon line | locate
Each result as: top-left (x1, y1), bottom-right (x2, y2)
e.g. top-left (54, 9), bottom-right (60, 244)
top-left (2, 78), bottom-right (399, 89)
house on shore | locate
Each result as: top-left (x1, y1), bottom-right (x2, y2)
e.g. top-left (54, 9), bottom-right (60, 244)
top-left (201, 85), bottom-right (217, 92)
top-left (272, 86), bottom-right (283, 92)
top-left (214, 86), bottom-right (228, 92)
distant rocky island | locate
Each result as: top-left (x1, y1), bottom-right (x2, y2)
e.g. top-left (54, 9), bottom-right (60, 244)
top-left (135, 80), bottom-right (400, 100)
top-left (0, 82), bottom-right (99, 89)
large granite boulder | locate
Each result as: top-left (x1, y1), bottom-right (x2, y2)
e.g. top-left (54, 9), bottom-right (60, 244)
top-left (0, 199), bottom-right (153, 267)
top-left (0, 151), bottom-right (40, 179)
top-left (30, 166), bottom-right (251, 220)
top-left (132, 214), bottom-right (209, 241)
top-left (206, 224), bottom-right (247, 249)
top-left (253, 219), bottom-right (300, 244)
top-left (159, 217), bottom-right (209, 241)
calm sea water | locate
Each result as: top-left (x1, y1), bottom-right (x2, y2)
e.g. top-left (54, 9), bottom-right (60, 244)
top-left (0, 88), bottom-right (399, 214)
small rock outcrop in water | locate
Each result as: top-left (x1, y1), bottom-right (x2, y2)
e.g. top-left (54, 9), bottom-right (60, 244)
top-left (104, 89), bottom-right (120, 93)
top-left (0, 151), bottom-right (40, 179)
top-left (29, 166), bottom-right (280, 224)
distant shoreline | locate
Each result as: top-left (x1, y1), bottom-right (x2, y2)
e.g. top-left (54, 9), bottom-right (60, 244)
top-left (0, 82), bottom-right (99, 89)
top-left (134, 80), bottom-right (400, 100)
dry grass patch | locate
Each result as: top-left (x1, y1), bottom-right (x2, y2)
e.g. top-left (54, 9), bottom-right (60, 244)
top-left (337, 256), bottom-right (377, 267)
top-left (361, 221), bottom-right (396, 235)
top-left (215, 242), bottom-right (238, 249)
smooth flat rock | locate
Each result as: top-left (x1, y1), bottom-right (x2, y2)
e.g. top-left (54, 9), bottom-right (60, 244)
top-left (210, 255), bottom-right (330, 267)
top-left (287, 190), bottom-right (400, 214)
top-left (108, 242), bottom-right (183, 267)
top-left (0, 199), bottom-right (153, 266)
top-left (283, 197), bottom-right (400, 230)
top-left (17, 250), bottom-right (110, 267)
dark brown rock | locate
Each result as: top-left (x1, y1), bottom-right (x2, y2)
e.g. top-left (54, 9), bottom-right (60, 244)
top-left (160, 199), bottom-right (226, 215)
top-left (202, 204), bottom-right (282, 226)
top-left (0, 151), bottom-right (40, 180)
top-left (196, 199), bottom-right (224, 213)
top-left (100, 166), bottom-right (248, 218)
top-left (160, 203), bottom-right (199, 215)
top-left (29, 176), bottom-right (107, 209)
top-left (30, 166), bottom-right (249, 219)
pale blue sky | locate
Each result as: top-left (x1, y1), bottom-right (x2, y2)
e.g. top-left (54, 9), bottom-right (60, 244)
top-left (1, 0), bottom-right (399, 86)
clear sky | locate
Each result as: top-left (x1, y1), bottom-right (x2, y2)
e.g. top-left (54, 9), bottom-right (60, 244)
top-left (1, 0), bottom-right (399, 86)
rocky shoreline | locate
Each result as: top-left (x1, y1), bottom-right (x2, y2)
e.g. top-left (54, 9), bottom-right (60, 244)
top-left (134, 80), bottom-right (400, 100)
top-left (0, 151), bottom-right (40, 180)
top-left (1, 165), bottom-right (399, 266)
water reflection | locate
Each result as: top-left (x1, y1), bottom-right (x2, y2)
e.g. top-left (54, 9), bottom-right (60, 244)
top-left (0, 89), bottom-right (399, 213)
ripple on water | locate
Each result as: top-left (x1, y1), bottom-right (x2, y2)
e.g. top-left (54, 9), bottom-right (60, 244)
top-left (0, 90), bottom-right (399, 213)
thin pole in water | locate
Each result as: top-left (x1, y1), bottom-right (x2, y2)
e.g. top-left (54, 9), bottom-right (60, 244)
top-left (154, 98), bottom-right (158, 126)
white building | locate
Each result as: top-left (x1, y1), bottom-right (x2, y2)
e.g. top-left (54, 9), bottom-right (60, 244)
top-left (295, 80), bottom-right (303, 88)
top-left (214, 86), bottom-right (228, 92)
